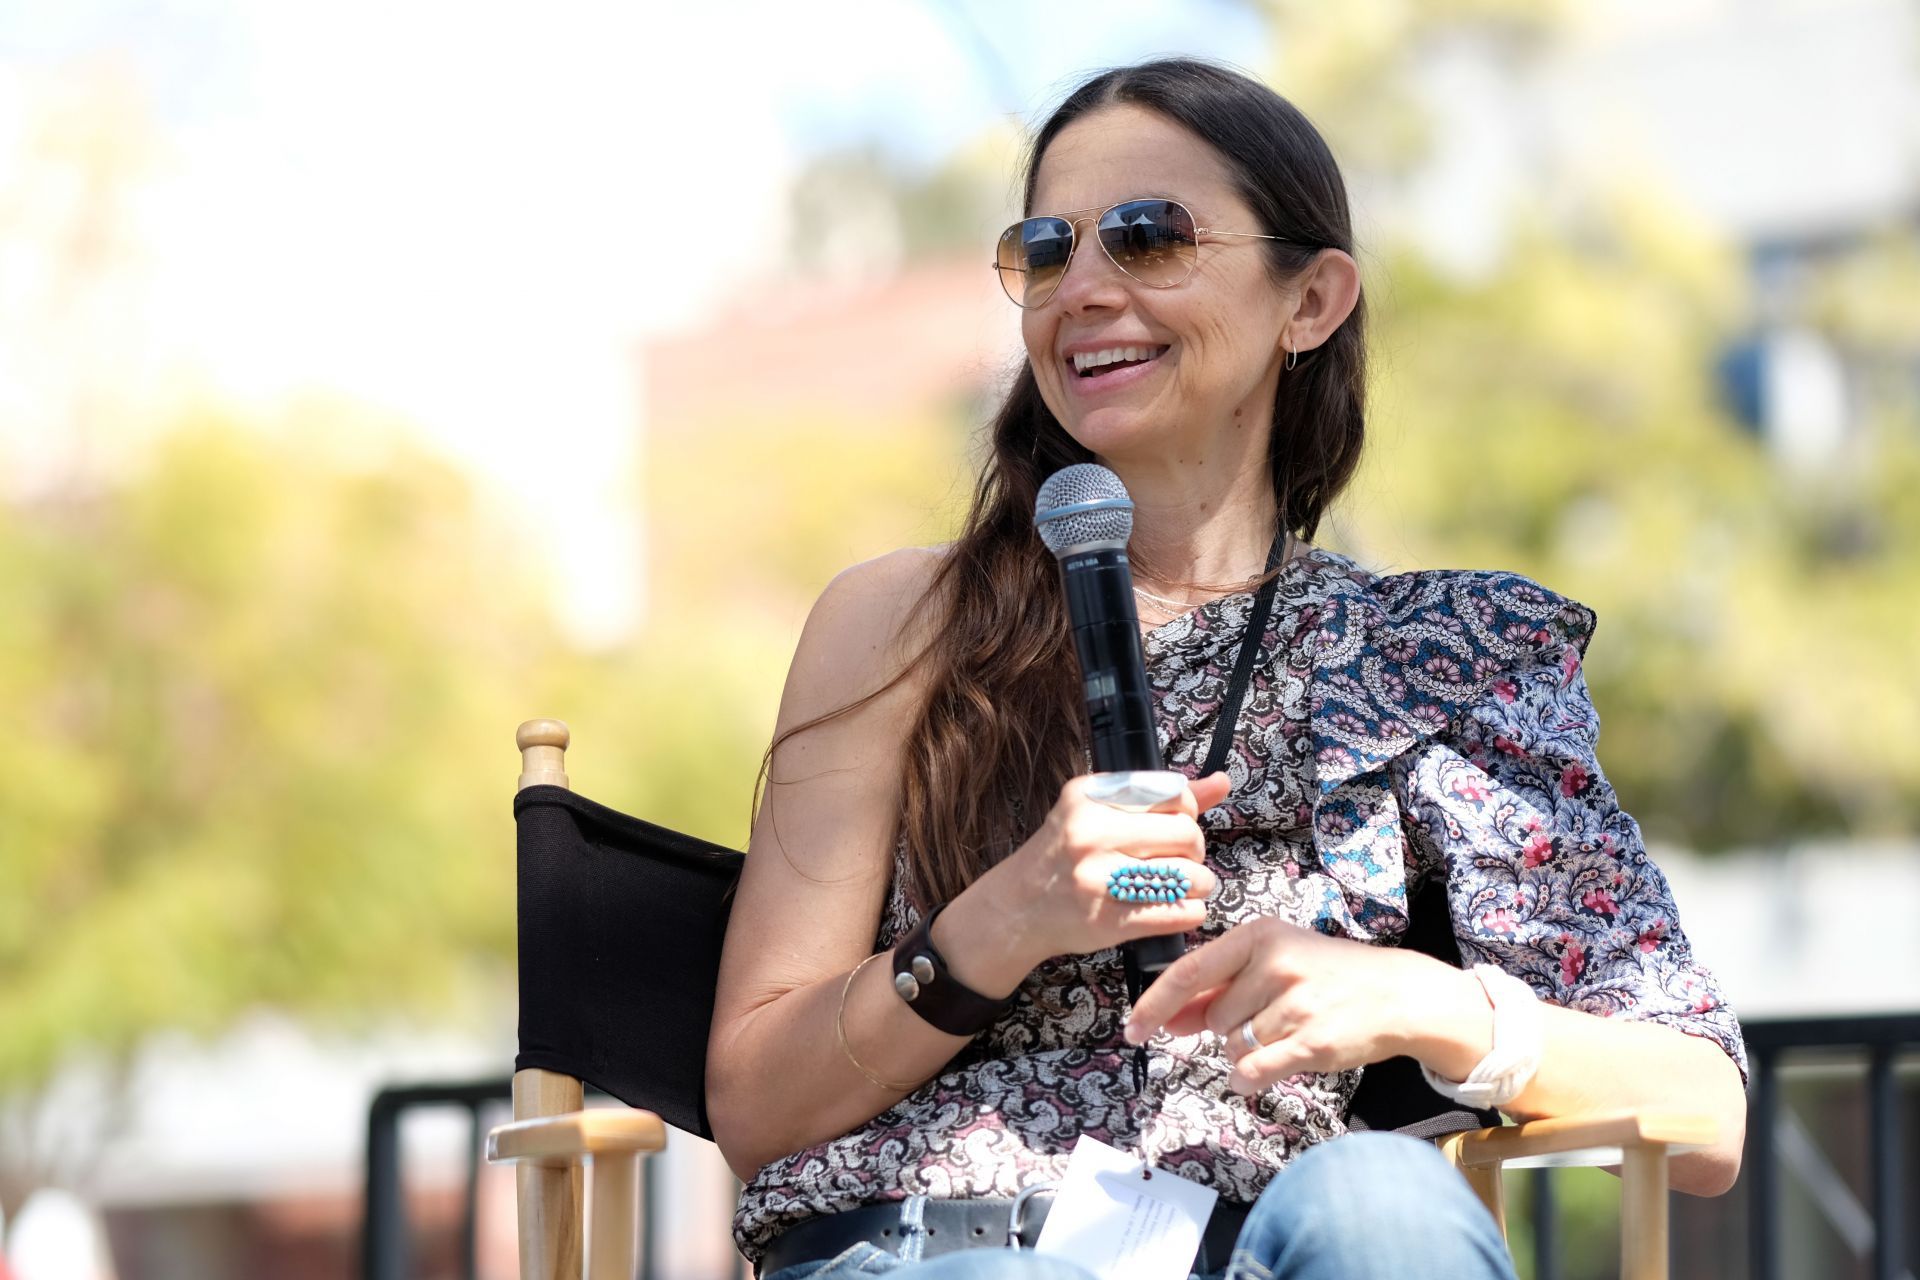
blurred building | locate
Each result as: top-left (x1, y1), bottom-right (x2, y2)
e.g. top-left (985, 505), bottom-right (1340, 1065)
top-left (12, 1016), bottom-right (504, 1279)
top-left (643, 257), bottom-right (1015, 435)
top-left (17, 1014), bottom-right (740, 1280)
top-left (1658, 841), bottom-right (1920, 1018)
top-left (635, 254), bottom-right (1016, 631)
top-left (1388, 0), bottom-right (1920, 465)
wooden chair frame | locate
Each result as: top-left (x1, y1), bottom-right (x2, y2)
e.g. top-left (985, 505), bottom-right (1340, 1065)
top-left (489, 719), bottom-right (1714, 1280)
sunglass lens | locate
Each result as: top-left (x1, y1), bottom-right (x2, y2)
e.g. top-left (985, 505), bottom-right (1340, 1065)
top-left (996, 217), bottom-right (1074, 306)
top-left (1098, 200), bottom-right (1196, 287)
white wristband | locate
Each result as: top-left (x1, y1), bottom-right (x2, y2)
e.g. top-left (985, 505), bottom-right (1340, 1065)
top-left (1418, 964), bottom-right (1543, 1111)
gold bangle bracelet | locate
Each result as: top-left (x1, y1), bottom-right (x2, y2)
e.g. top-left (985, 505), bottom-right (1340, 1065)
top-left (836, 951), bottom-right (922, 1092)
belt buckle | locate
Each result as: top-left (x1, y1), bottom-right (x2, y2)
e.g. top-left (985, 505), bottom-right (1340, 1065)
top-left (1005, 1181), bottom-right (1059, 1249)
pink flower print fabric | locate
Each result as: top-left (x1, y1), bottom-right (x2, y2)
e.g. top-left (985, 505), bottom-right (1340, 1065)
top-left (1393, 642), bottom-right (1746, 1076)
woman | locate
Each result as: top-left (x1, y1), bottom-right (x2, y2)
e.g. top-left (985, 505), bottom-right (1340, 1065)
top-left (707, 58), bottom-right (1747, 1280)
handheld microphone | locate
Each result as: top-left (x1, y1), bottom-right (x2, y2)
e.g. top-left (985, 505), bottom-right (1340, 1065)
top-left (1034, 463), bottom-right (1186, 975)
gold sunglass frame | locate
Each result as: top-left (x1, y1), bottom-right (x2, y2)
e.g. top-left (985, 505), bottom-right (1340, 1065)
top-left (992, 196), bottom-right (1313, 309)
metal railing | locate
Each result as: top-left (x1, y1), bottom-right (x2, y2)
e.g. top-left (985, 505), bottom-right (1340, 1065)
top-left (362, 1079), bottom-right (510, 1280)
top-left (1744, 1013), bottom-right (1917, 1280)
top-left (362, 1014), bottom-right (1918, 1280)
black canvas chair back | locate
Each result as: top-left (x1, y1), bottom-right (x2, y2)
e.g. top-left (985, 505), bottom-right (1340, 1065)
top-left (512, 785), bottom-right (1495, 1143)
top-left (514, 785), bottom-right (743, 1139)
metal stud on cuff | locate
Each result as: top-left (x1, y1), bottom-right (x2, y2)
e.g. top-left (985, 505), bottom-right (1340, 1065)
top-left (893, 953), bottom-right (939, 1001)
top-left (888, 903), bottom-right (1017, 1037)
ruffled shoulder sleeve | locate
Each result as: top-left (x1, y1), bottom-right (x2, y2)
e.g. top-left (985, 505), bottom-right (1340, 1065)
top-left (1306, 563), bottom-right (1597, 795)
top-left (1297, 563), bottom-right (1597, 940)
top-left (1299, 559), bottom-right (1745, 1078)
top-left (1345, 572), bottom-right (1750, 1080)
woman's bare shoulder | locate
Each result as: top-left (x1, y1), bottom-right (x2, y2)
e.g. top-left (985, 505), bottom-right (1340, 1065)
top-left (780, 545), bottom-right (950, 728)
top-left (747, 546), bottom-right (948, 889)
top-left (820, 544), bottom-right (948, 610)
top-left (809, 545), bottom-right (948, 656)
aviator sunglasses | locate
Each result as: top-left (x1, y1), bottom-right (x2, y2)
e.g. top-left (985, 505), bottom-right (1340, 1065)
top-left (993, 196), bottom-right (1317, 308)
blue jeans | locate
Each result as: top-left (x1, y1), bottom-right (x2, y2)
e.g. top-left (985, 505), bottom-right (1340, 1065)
top-left (762, 1132), bottom-right (1516, 1280)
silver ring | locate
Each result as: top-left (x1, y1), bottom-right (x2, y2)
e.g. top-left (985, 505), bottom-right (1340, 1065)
top-left (1084, 770), bottom-right (1188, 812)
top-left (1238, 1018), bottom-right (1264, 1054)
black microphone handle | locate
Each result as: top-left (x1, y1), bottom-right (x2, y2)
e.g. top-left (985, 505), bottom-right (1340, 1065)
top-left (1059, 546), bottom-right (1185, 975)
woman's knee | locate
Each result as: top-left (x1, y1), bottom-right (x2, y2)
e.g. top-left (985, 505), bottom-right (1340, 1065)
top-left (1234, 1132), bottom-right (1513, 1279)
top-left (1284, 1130), bottom-right (1464, 1192)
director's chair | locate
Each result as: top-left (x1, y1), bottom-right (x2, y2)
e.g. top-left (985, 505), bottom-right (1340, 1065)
top-left (486, 720), bottom-right (1714, 1280)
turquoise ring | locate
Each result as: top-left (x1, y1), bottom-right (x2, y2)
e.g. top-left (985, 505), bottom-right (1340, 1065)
top-left (1106, 863), bottom-right (1192, 903)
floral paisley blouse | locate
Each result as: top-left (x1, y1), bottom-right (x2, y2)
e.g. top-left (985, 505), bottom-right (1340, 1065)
top-left (732, 546), bottom-right (1746, 1263)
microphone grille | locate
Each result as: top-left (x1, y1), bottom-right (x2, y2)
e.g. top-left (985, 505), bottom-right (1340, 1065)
top-left (1034, 463), bottom-right (1134, 553)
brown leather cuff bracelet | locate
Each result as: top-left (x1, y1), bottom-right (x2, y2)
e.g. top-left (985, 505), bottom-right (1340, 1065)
top-left (890, 904), bottom-right (1016, 1037)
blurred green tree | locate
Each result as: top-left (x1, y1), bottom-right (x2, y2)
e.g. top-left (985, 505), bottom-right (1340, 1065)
top-left (0, 422), bottom-right (527, 1210)
top-left (1350, 203), bottom-right (1920, 848)
top-left (0, 417), bottom-right (783, 1218)
top-left (1248, 2), bottom-right (1920, 849)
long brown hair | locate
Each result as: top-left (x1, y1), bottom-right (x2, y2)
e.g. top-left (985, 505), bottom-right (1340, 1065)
top-left (763, 59), bottom-right (1368, 908)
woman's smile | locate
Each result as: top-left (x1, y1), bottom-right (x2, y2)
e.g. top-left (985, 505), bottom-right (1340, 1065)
top-left (1061, 341), bottom-right (1173, 399)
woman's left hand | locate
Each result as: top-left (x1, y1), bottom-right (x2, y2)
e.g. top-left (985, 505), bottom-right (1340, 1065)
top-left (1123, 915), bottom-right (1463, 1094)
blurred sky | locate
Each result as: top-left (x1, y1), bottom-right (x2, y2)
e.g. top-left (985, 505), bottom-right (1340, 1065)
top-left (0, 0), bottom-right (1265, 639)
top-left (0, 0), bottom-right (1266, 346)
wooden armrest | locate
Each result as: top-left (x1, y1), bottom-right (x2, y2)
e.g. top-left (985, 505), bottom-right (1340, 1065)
top-left (1440, 1111), bottom-right (1715, 1279)
top-left (486, 1109), bottom-right (667, 1167)
top-left (1448, 1110), bottom-right (1716, 1170)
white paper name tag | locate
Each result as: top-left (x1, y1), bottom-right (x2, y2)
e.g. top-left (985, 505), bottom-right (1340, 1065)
top-left (1032, 1136), bottom-right (1218, 1280)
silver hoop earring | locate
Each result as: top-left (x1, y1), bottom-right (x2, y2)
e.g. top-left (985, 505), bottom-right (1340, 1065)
top-left (1284, 345), bottom-right (1299, 372)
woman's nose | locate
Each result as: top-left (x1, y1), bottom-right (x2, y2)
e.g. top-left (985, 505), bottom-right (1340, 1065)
top-left (1050, 218), bottom-right (1129, 312)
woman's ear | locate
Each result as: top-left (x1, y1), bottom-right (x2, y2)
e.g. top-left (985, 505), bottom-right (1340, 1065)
top-left (1287, 249), bottom-right (1362, 351)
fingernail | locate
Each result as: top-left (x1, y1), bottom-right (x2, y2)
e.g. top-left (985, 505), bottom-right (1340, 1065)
top-left (1123, 1022), bottom-right (1145, 1045)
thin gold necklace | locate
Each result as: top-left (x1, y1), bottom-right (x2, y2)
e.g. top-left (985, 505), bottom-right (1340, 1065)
top-left (1133, 582), bottom-right (1211, 613)
top-left (1133, 534), bottom-right (1291, 614)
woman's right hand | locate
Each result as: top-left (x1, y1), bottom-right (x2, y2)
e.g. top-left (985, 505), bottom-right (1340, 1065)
top-left (986, 770), bottom-right (1230, 967)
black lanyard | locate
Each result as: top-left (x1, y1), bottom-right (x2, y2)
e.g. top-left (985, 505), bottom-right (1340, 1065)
top-left (1124, 527), bottom-right (1289, 1126)
top-left (1200, 527), bottom-right (1289, 779)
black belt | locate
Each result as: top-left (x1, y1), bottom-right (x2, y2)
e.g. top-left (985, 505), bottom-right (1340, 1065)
top-left (760, 1192), bottom-right (1251, 1278)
